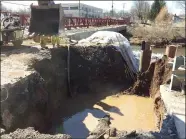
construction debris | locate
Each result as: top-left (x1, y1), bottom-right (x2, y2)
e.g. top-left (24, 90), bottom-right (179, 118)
top-left (1, 127), bottom-right (71, 139)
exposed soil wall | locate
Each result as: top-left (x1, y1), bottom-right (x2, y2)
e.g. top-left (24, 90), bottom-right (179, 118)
top-left (121, 55), bottom-right (172, 130)
top-left (123, 61), bottom-right (156, 96)
top-left (69, 45), bottom-right (135, 95)
top-left (122, 56), bottom-right (171, 97)
top-left (32, 48), bottom-right (68, 125)
top-left (150, 58), bottom-right (172, 98)
top-left (1, 73), bottom-right (49, 133)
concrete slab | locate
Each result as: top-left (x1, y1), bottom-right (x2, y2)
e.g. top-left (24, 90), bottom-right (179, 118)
top-left (173, 114), bottom-right (185, 139)
top-left (170, 56), bottom-right (185, 91)
top-left (160, 84), bottom-right (186, 139)
top-left (172, 56), bottom-right (185, 71)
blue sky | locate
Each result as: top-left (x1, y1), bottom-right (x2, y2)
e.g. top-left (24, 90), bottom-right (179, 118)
top-left (2, 1), bottom-right (184, 15)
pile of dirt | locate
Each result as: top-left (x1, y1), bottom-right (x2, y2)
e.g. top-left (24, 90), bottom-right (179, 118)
top-left (1, 127), bottom-right (71, 139)
top-left (122, 61), bottom-right (156, 96)
top-left (69, 45), bottom-right (136, 94)
top-left (1, 72), bottom-right (49, 133)
top-left (122, 56), bottom-right (171, 97)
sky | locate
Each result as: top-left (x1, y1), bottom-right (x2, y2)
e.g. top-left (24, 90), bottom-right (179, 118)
top-left (1, 1), bottom-right (184, 15)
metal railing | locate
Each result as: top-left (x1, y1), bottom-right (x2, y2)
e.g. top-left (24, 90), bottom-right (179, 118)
top-left (1, 11), bottom-right (131, 29)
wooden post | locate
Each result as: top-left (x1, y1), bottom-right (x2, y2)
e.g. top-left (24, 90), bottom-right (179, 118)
top-left (165, 45), bottom-right (178, 58)
top-left (139, 41), bottom-right (152, 72)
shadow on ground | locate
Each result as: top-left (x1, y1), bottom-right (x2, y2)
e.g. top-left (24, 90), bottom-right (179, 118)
top-left (60, 107), bottom-right (115, 138)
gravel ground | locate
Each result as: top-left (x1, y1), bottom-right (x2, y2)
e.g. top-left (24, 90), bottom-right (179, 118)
top-left (1, 45), bottom-right (50, 85)
top-left (1, 127), bottom-right (71, 139)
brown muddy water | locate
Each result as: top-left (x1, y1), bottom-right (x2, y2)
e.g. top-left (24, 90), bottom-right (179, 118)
top-left (131, 45), bottom-right (185, 56)
top-left (54, 95), bottom-right (158, 138)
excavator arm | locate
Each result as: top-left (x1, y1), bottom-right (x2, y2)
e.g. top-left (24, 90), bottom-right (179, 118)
top-left (37, 0), bottom-right (55, 6)
top-left (29, 0), bottom-right (65, 35)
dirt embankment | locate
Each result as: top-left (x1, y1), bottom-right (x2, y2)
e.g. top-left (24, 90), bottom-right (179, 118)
top-left (69, 45), bottom-right (135, 94)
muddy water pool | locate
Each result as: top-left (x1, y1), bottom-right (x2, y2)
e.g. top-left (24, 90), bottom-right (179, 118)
top-left (53, 95), bottom-right (158, 138)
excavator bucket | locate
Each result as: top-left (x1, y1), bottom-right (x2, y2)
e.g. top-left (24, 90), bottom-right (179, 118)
top-left (29, 4), bottom-right (65, 35)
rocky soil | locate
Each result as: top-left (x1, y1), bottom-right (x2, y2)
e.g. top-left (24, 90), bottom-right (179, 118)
top-left (1, 127), bottom-right (71, 139)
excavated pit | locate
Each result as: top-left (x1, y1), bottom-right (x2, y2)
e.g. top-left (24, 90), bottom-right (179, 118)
top-left (122, 56), bottom-right (172, 130)
top-left (1, 45), bottom-right (173, 138)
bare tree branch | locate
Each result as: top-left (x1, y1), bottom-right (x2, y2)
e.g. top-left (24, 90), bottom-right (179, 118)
top-left (130, 1), bottom-right (150, 23)
top-left (178, 1), bottom-right (185, 10)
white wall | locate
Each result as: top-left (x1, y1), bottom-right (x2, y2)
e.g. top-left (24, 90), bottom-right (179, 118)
top-left (62, 3), bottom-right (103, 18)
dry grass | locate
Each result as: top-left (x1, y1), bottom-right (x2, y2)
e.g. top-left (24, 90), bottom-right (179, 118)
top-left (155, 6), bottom-right (172, 24)
top-left (130, 21), bottom-right (185, 44)
top-left (130, 6), bottom-right (185, 44)
top-left (132, 24), bottom-right (172, 39)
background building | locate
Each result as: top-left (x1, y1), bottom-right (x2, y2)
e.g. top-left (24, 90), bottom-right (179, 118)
top-left (172, 14), bottom-right (185, 23)
top-left (62, 3), bottom-right (103, 18)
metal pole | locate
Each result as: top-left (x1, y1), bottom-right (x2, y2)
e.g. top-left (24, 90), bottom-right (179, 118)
top-left (79, 0), bottom-right (80, 17)
top-left (123, 3), bottom-right (125, 17)
top-left (0, 1), bottom-right (2, 30)
top-left (0, 0), bottom-right (2, 44)
top-left (111, 0), bottom-right (113, 17)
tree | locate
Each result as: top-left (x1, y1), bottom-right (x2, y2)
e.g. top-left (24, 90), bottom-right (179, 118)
top-left (1, 4), bottom-right (12, 12)
top-left (149, 0), bottom-right (166, 21)
top-left (130, 1), bottom-right (150, 22)
top-left (16, 8), bottom-right (30, 14)
top-left (177, 1), bottom-right (185, 11)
